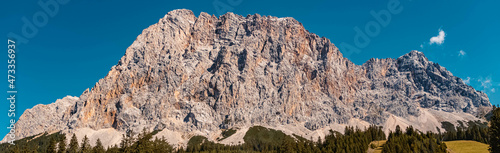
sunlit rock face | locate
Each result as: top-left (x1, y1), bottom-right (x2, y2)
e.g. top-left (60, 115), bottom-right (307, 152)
top-left (8, 9), bottom-right (491, 143)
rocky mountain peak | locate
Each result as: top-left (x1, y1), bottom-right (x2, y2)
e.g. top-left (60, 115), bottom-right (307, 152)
top-left (404, 50), bottom-right (427, 59)
top-left (5, 9), bottom-right (492, 146)
top-left (396, 50), bottom-right (430, 70)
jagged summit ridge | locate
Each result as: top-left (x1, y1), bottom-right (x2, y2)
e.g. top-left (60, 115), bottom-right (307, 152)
top-left (6, 9), bottom-right (491, 145)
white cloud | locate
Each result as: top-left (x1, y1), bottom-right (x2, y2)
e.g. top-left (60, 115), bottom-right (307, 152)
top-left (478, 77), bottom-right (497, 94)
top-left (420, 44), bottom-right (424, 48)
top-left (480, 77), bottom-right (492, 89)
top-left (458, 50), bottom-right (466, 57)
top-left (430, 29), bottom-right (446, 45)
top-left (463, 77), bottom-right (471, 84)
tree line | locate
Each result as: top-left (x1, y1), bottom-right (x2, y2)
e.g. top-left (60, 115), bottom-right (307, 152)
top-left (183, 125), bottom-right (386, 153)
top-left (440, 120), bottom-right (489, 144)
top-left (382, 125), bottom-right (447, 153)
top-left (0, 128), bottom-right (173, 153)
top-left (3, 106), bottom-right (500, 153)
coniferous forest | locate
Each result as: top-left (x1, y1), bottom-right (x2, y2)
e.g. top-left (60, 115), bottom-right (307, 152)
top-left (382, 125), bottom-right (446, 153)
top-left (1, 107), bottom-right (500, 153)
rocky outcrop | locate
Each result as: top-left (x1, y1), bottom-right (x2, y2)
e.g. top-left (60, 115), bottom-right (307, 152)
top-left (6, 9), bottom-right (491, 144)
top-left (1, 96), bottom-right (78, 142)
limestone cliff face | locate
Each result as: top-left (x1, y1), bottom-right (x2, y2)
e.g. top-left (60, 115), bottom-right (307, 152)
top-left (8, 9), bottom-right (491, 142)
top-left (5, 96), bottom-right (79, 141)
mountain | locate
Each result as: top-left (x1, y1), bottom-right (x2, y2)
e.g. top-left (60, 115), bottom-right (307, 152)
top-left (3, 9), bottom-right (492, 147)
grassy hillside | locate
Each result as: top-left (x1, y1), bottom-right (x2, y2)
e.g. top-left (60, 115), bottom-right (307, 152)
top-left (444, 140), bottom-right (489, 153)
top-left (367, 140), bottom-right (386, 153)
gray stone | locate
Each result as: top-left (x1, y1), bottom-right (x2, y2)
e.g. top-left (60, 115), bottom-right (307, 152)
top-left (5, 9), bottom-right (492, 142)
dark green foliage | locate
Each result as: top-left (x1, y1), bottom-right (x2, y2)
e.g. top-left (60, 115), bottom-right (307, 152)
top-left (292, 134), bottom-right (308, 142)
top-left (151, 136), bottom-right (174, 153)
top-left (185, 135), bottom-right (247, 152)
top-left (486, 106), bottom-right (497, 121)
top-left (134, 128), bottom-right (155, 152)
top-left (0, 131), bottom-right (66, 153)
top-left (6, 123), bottom-right (489, 153)
top-left (319, 125), bottom-right (386, 153)
top-left (184, 126), bottom-right (309, 153)
top-left (120, 130), bottom-right (135, 153)
top-left (441, 121), bottom-right (456, 133)
top-left (93, 138), bottom-right (105, 153)
top-left (186, 136), bottom-right (209, 152)
top-left (183, 125), bottom-right (385, 153)
top-left (217, 128), bottom-right (237, 141)
top-left (150, 130), bottom-right (160, 135)
top-left (490, 107), bottom-right (500, 153)
top-left (117, 128), bottom-right (174, 153)
top-left (441, 120), bottom-right (489, 144)
top-left (0, 130), bottom-right (174, 153)
top-left (105, 145), bottom-right (120, 153)
top-left (243, 126), bottom-right (293, 151)
top-left (46, 138), bottom-right (57, 153)
top-left (57, 134), bottom-right (66, 153)
top-left (81, 135), bottom-right (92, 153)
top-left (68, 133), bottom-right (79, 153)
top-left (382, 125), bottom-right (447, 153)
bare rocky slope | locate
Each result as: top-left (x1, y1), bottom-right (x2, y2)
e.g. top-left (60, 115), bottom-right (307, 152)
top-left (3, 9), bottom-right (492, 147)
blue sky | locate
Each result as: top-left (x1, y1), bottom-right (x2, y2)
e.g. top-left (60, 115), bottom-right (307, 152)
top-left (1, 0), bottom-right (499, 137)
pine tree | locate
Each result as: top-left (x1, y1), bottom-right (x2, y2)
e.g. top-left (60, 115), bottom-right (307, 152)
top-left (395, 125), bottom-right (402, 136)
top-left (68, 134), bottom-right (79, 153)
top-left (152, 136), bottom-right (173, 153)
top-left (490, 107), bottom-right (500, 153)
top-left (280, 137), bottom-right (295, 153)
top-left (106, 144), bottom-right (120, 153)
top-left (57, 134), bottom-right (66, 153)
top-left (93, 138), bottom-right (105, 153)
top-left (120, 134), bottom-right (127, 150)
top-left (46, 138), bottom-right (57, 153)
top-left (80, 135), bottom-right (91, 153)
top-left (120, 130), bottom-right (135, 153)
top-left (136, 128), bottom-right (153, 152)
top-left (10, 145), bottom-right (20, 153)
